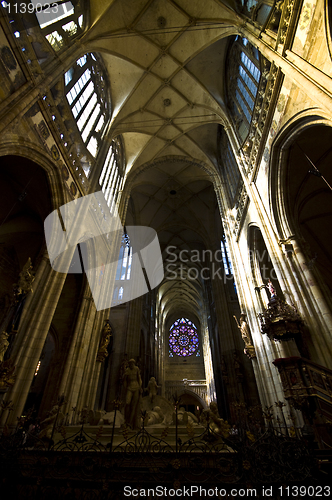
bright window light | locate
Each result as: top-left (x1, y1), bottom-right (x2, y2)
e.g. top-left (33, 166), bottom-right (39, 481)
top-left (87, 136), bottom-right (98, 157)
top-left (34, 1), bottom-right (74, 30)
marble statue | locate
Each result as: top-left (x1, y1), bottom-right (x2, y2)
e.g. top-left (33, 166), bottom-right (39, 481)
top-left (141, 394), bottom-right (174, 425)
top-left (88, 409), bottom-right (124, 426)
top-left (172, 406), bottom-right (198, 426)
top-left (201, 402), bottom-right (230, 437)
top-left (144, 406), bottom-right (165, 426)
top-left (145, 376), bottom-right (161, 404)
top-left (123, 358), bottom-right (142, 429)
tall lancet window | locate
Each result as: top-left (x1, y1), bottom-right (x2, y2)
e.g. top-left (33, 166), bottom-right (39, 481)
top-left (218, 127), bottom-right (241, 204)
top-left (99, 138), bottom-right (124, 212)
top-left (221, 236), bottom-right (233, 276)
top-left (169, 318), bottom-right (200, 358)
top-left (226, 37), bottom-right (261, 141)
top-left (65, 53), bottom-right (110, 163)
top-left (113, 233), bottom-right (132, 304)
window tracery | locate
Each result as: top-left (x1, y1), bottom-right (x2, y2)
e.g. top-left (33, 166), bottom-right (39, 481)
top-left (113, 233), bottom-right (132, 304)
top-left (218, 127), bottom-right (241, 203)
top-left (226, 37), bottom-right (261, 141)
top-left (65, 52), bottom-right (110, 160)
top-left (221, 235), bottom-right (233, 276)
top-left (238, 0), bottom-right (275, 28)
top-left (99, 138), bottom-right (124, 210)
top-left (169, 318), bottom-right (200, 357)
top-left (33, 0), bottom-right (85, 52)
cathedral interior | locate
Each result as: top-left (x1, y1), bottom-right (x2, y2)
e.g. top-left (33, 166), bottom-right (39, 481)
top-left (1, 0), bottom-right (332, 497)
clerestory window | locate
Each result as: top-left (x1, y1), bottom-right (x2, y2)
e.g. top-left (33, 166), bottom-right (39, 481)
top-left (218, 127), bottom-right (241, 203)
top-left (113, 233), bottom-right (133, 305)
top-left (221, 235), bottom-right (233, 276)
top-left (227, 37), bottom-right (261, 140)
top-left (99, 138), bottom-right (124, 211)
top-left (65, 53), bottom-right (110, 160)
top-left (33, 0), bottom-right (85, 52)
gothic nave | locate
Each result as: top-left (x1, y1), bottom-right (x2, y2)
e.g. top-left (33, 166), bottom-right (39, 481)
top-left (1, 0), bottom-right (332, 497)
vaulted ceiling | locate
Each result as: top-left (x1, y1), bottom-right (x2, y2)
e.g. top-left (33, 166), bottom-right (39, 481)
top-left (82, 0), bottom-right (239, 320)
top-left (82, 0), bottom-right (241, 177)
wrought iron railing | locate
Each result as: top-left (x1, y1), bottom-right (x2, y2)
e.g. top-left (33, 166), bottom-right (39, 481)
top-left (1, 400), bottom-right (329, 499)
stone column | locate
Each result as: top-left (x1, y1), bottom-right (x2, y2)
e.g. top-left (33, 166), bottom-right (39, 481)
top-left (209, 256), bottom-right (245, 415)
top-left (1, 254), bottom-right (68, 429)
top-left (125, 296), bottom-right (144, 359)
top-left (289, 238), bottom-right (332, 367)
top-left (76, 309), bottom-right (110, 413)
top-left (60, 292), bottom-right (96, 424)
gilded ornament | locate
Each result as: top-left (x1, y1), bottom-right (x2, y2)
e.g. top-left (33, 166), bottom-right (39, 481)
top-left (299, 3), bottom-right (312, 30)
top-left (258, 296), bottom-right (303, 342)
top-left (13, 258), bottom-right (35, 300)
top-left (233, 313), bottom-right (256, 359)
top-left (0, 358), bottom-right (16, 389)
top-left (0, 331), bottom-right (9, 364)
top-left (51, 144), bottom-right (60, 160)
top-left (96, 320), bottom-right (112, 362)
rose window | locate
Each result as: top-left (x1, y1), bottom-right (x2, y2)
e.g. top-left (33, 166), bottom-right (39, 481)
top-left (169, 318), bottom-right (200, 357)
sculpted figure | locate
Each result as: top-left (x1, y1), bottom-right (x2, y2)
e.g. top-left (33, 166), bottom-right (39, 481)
top-left (39, 405), bottom-right (64, 440)
top-left (201, 402), bottom-right (230, 437)
top-left (172, 407), bottom-right (198, 426)
top-left (234, 314), bottom-right (252, 347)
top-left (267, 279), bottom-right (276, 298)
top-left (123, 358), bottom-right (142, 429)
top-left (13, 257), bottom-right (35, 299)
top-left (209, 402), bottom-right (222, 433)
top-left (145, 376), bottom-right (161, 404)
top-left (144, 406), bottom-right (164, 426)
top-left (173, 406), bottom-right (188, 425)
top-left (97, 320), bottom-right (112, 362)
top-left (0, 331), bottom-right (9, 363)
top-left (0, 358), bottom-right (16, 389)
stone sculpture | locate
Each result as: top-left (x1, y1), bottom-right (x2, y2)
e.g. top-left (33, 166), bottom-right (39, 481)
top-left (123, 358), bottom-right (142, 429)
top-left (145, 376), bottom-right (161, 404)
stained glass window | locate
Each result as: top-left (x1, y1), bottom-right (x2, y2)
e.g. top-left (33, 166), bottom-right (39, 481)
top-left (169, 318), bottom-right (200, 357)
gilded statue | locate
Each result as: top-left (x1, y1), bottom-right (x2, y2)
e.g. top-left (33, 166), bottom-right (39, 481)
top-left (0, 331), bottom-right (9, 364)
top-left (233, 313), bottom-right (256, 358)
top-left (13, 258), bottom-right (35, 300)
top-left (96, 319), bottom-right (112, 362)
top-left (0, 358), bottom-right (16, 389)
top-left (233, 313), bottom-right (252, 347)
top-left (267, 279), bottom-right (276, 298)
